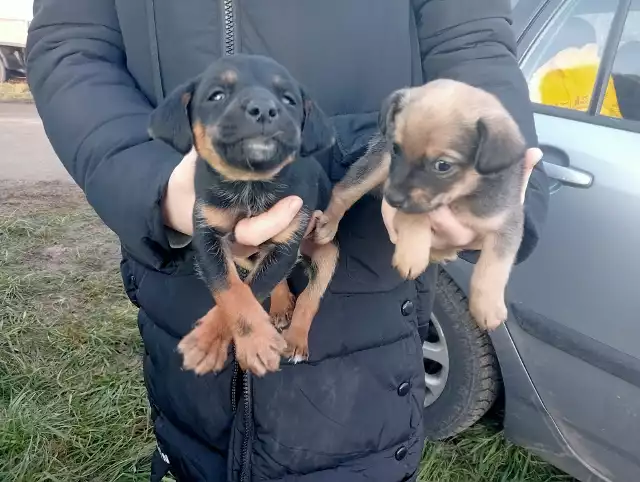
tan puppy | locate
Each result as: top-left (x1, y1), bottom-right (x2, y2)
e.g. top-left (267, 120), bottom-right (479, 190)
top-left (314, 79), bottom-right (527, 331)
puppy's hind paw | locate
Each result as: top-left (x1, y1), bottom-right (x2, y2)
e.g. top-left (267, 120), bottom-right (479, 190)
top-left (177, 309), bottom-right (232, 375)
top-left (235, 321), bottom-right (287, 377)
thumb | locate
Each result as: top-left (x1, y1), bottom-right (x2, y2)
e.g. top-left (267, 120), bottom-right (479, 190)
top-left (381, 198), bottom-right (398, 244)
top-left (526, 147), bottom-right (543, 170)
top-left (234, 196), bottom-right (303, 246)
top-left (521, 148), bottom-right (543, 204)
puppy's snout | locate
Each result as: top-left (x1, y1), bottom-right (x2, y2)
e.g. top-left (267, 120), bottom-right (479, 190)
top-left (245, 98), bottom-right (279, 123)
top-left (385, 189), bottom-right (408, 209)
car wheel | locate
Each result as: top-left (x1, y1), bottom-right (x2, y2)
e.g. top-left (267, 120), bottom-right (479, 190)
top-left (0, 60), bottom-right (7, 83)
top-left (421, 268), bottom-right (501, 440)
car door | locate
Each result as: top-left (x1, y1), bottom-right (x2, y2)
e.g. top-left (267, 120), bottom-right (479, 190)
top-left (505, 0), bottom-right (640, 480)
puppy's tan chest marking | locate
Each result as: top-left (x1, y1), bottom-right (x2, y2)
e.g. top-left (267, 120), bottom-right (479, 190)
top-left (197, 203), bottom-right (238, 233)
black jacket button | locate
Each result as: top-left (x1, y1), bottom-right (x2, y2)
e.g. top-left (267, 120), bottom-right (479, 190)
top-left (401, 300), bottom-right (414, 316)
top-left (395, 446), bottom-right (408, 461)
top-left (397, 382), bottom-right (410, 396)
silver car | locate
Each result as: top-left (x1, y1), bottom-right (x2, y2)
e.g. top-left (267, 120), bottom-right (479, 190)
top-left (420, 1), bottom-right (640, 481)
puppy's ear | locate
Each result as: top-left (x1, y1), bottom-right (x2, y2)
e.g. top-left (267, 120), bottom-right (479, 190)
top-left (473, 117), bottom-right (526, 175)
top-left (378, 88), bottom-right (409, 138)
top-left (148, 78), bottom-right (198, 154)
top-left (300, 88), bottom-right (335, 157)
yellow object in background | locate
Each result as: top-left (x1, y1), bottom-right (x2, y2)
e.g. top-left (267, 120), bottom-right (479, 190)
top-left (529, 43), bottom-right (622, 118)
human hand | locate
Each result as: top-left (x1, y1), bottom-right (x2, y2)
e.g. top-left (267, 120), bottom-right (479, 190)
top-left (381, 147), bottom-right (543, 250)
top-left (162, 148), bottom-right (311, 256)
top-left (163, 148), bottom-right (198, 237)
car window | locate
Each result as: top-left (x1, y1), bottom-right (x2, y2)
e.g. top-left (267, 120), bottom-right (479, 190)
top-left (600, 0), bottom-right (640, 122)
top-left (520, 0), bottom-right (619, 115)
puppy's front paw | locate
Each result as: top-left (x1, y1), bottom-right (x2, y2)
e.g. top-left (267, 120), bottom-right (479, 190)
top-left (283, 324), bottom-right (310, 364)
top-left (392, 245), bottom-right (430, 280)
top-left (469, 291), bottom-right (508, 331)
top-left (314, 213), bottom-right (340, 245)
top-left (235, 320), bottom-right (287, 377)
top-left (178, 309), bottom-right (232, 375)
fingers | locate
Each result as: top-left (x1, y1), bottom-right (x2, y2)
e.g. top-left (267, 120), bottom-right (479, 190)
top-left (383, 200), bottom-right (476, 250)
top-left (525, 147), bottom-right (543, 170)
top-left (381, 198), bottom-right (398, 244)
top-left (184, 146), bottom-right (199, 166)
top-left (163, 148), bottom-right (199, 236)
top-left (429, 207), bottom-right (477, 249)
top-left (234, 196), bottom-right (303, 246)
top-left (521, 147), bottom-right (543, 204)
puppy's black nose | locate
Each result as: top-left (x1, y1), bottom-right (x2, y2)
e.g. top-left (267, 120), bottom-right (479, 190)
top-left (245, 98), bottom-right (279, 123)
top-left (385, 190), bottom-right (408, 209)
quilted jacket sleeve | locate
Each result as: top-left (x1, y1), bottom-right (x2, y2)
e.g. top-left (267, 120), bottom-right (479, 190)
top-left (412, 0), bottom-right (550, 264)
top-left (26, 0), bottom-right (182, 269)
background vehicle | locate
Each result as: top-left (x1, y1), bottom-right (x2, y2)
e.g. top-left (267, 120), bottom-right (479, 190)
top-left (0, 2), bottom-right (33, 82)
top-left (421, 1), bottom-right (640, 481)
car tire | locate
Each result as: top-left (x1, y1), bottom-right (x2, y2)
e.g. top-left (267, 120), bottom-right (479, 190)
top-left (421, 268), bottom-right (501, 440)
top-left (0, 60), bottom-right (7, 83)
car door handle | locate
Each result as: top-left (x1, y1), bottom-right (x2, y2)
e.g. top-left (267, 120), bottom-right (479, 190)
top-left (542, 161), bottom-right (594, 188)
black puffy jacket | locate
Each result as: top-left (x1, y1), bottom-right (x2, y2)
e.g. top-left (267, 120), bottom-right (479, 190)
top-left (26, 1), bottom-right (549, 480)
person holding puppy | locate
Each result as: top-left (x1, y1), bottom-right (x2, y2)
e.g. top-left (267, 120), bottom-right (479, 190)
top-left (26, 0), bottom-right (549, 481)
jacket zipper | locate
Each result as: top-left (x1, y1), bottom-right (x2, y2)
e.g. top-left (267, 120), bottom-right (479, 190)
top-left (223, 0), bottom-right (237, 414)
top-left (240, 372), bottom-right (253, 482)
top-left (223, 0), bottom-right (235, 55)
top-left (222, 5), bottom-right (251, 480)
top-left (231, 359), bottom-right (239, 412)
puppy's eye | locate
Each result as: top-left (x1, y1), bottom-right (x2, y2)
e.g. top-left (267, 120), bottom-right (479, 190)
top-left (208, 90), bottom-right (226, 102)
top-left (392, 143), bottom-right (402, 157)
top-left (433, 159), bottom-right (452, 173)
top-left (282, 94), bottom-right (296, 106)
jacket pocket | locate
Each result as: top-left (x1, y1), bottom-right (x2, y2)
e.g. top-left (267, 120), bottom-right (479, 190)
top-left (119, 253), bottom-right (145, 308)
top-left (249, 333), bottom-right (424, 479)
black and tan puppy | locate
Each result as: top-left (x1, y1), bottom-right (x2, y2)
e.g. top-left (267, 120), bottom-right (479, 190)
top-left (314, 79), bottom-right (527, 331)
top-left (149, 54), bottom-right (339, 376)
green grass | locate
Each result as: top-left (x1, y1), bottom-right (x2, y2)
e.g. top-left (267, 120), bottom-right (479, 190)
top-left (0, 183), bottom-right (154, 481)
top-left (420, 419), bottom-right (575, 482)
top-left (0, 182), bottom-right (574, 482)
